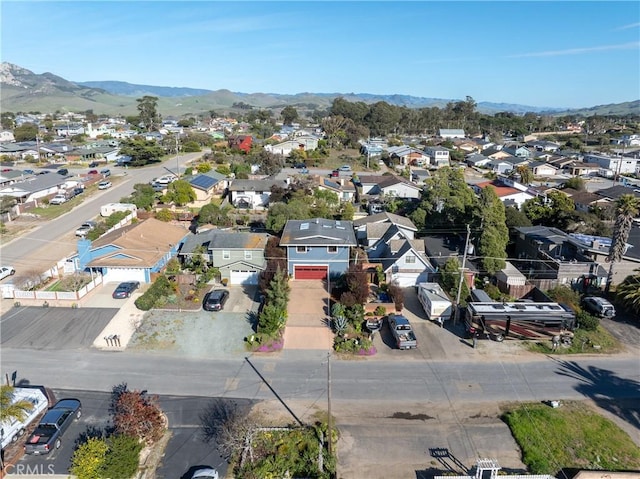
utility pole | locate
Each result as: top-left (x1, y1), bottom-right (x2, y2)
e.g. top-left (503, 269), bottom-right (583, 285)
top-left (327, 352), bottom-right (333, 457)
top-left (175, 136), bottom-right (180, 178)
top-left (454, 224), bottom-right (472, 324)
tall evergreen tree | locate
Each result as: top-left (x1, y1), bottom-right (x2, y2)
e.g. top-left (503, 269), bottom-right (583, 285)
top-left (136, 95), bottom-right (161, 132)
top-left (477, 187), bottom-right (508, 275)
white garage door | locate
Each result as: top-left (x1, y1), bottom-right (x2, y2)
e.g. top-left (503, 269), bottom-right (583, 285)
top-left (392, 271), bottom-right (430, 288)
top-left (230, 270), bottom-right (259, 285)
top-left (102, 268), bottom-right (147, 284)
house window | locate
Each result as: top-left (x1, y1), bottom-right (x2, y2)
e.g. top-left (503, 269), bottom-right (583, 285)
top-left (406, 255), bottom-right (416, 264)
top-left (327, 246), bottom-right (338, 254)
top-left (244, 251), bottom-right (252, 260)
top-left (296, 246), bottom-right (307, 253)
top-left (223, 250), bottom-right (230, 260)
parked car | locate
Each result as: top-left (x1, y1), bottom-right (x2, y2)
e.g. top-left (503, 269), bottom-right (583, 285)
top-left (155, 174), bottom-right (177, 185)
top-left (88, 169), bottom-right (99, 175)
top-left (581, 296), bottom-right (616, 318)
top-left (293, 162), bottom-right (307, 169)
top-left (329, 170), bottom-right (339, 178)
top-left (98, 181), bottom-right (112, 190)
top-left (100, 168), bottom-right (111, 177)
top-left (49, 194), bottom-right (68, 205)
top-left (24, 398), bottom-right (82, 455)
top-left (203, 289), bottom-right (229, 311)
top-left (23, 169), bottom-right (34, 175)
top-left (338, 164), bottom-right (352, 171)
top-left (0, 266), bottom-right (16, 281)
top-left (57, 168), bottom-right (69, 176)
top-left (88, 161), bottom-right (99, 168)
top-left (188, 467), bottom-right (219, 479)
top-left (75, 221), bottom-right (97, 237)
top-left (112, 281), bottom-right (141, 299)
top-left (73, 187), bottom-right (85, 196)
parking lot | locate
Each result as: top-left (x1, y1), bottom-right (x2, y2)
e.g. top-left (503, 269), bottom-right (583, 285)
top-left (0, 306), bottom-right (118, 350)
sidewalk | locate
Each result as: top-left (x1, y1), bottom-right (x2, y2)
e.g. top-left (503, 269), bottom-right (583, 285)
top-left (92, 293), bottom-right (145, 351)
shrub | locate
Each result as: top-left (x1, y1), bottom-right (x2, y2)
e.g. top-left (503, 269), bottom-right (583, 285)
top-left (100, 435), bottom-right (142, 479)
top-left (155, 209), bottom-right (174, 222)
top-left (113, 390), bottom-right (165, 445)
top-left (577, 311), bottom-right (599, 331)
top-left (134, 275), bottom-right (172, 311)
top-left (373, 306), bottom-right (387, 316)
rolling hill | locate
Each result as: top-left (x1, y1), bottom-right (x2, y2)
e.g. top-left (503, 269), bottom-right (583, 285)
top-left (1, 62), bottom-right (637, 117)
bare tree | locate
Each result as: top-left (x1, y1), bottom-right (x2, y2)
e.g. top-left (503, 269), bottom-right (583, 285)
top-left (199, 399), bottom-right (255, 461)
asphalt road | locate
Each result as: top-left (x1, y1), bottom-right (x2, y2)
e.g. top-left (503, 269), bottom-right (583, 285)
top-left (0, 151), bottom-right (206, 270)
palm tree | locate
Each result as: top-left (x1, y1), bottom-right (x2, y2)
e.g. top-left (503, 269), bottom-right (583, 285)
top-left (605, 194), bottom-right (640, 293)
top-left (0, 385), bottom-right (35, 423)
top-left (616, 270), bottom-right (640, 317)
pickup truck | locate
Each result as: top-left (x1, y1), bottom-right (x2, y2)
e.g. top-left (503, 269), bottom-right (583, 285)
top-left (24, 398), bottom-right (81, 455)
top-left (388, 314), bottom-right (417, 350)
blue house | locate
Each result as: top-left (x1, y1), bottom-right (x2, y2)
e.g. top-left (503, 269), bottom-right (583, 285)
top-left (72, 218), bottom-right (189, 284)
top-left (280, 218), bottom-right (357, 280)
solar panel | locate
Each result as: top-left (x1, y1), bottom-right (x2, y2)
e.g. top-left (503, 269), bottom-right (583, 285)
top-left (190, 175), bottom-right (217, 190)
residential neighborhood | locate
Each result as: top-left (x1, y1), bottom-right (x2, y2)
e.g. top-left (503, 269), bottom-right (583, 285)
top-left (1, 75), bottom-right (639, 479)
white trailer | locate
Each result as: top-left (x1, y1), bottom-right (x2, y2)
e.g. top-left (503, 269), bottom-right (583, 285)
top-left (417, 282), bottom-right (453, 323)
top-left (100, 202), bottom-right (137, 217)
top-left (0, 387), bottom-right (48, 451)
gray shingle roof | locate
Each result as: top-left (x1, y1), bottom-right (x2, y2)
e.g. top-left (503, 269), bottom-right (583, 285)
top-left (280, 218), bottom-right (357, 246)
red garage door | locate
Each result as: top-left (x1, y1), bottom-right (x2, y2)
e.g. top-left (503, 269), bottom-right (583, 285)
top-left (295, 266), bottom-right (328, 280)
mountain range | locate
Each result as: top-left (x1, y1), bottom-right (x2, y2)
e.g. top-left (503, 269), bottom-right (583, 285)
top-left (1, 62), bottom-right (638, 118)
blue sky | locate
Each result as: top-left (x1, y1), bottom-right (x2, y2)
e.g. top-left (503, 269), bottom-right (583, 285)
top-left (2, 1), bottom-right (639, 108)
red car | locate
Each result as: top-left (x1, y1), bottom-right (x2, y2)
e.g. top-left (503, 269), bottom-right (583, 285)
top-left (88, 169), bottom-right (99, 175)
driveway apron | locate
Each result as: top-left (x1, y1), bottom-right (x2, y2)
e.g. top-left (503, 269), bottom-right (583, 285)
top-left (284, 280), bottom-right (333, 350)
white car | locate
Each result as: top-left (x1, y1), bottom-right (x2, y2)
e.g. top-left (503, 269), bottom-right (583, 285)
top-left (98, 181), bottom-right (112, 190)
top-left (75, 221), bottom-right (97, 237)
top-left (0, 266), bottom-right (16, 281)
top-left (155, 175), bottom-right (177, 185)
top-left (49, 194), bottom-right (68, 205)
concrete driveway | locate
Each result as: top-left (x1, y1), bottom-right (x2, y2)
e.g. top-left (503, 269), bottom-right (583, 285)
top-left (283, 280), bottom-right (333, 350)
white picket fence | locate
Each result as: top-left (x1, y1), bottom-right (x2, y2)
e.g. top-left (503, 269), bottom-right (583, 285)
top-left (4, 275), bottom-right (103, 301)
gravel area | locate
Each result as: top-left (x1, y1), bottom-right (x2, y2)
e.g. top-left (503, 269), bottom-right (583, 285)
top-left (128, 309), bottom-right (257, 358)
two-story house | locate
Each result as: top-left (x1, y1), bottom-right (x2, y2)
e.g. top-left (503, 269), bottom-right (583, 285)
top-left (424, 146), bottom-right (450, 168)
top-left (512, 226), bottom-right (607, 290)
top-left (179, 231), bottom-right (270, 285)
top-left (280, 218), bottom-right (357, 280)
top-left (582, 153), bottom-right (638, 176)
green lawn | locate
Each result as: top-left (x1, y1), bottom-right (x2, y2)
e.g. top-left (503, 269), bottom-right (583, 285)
top-left (526, 326), bottom-right (622, 355)
top-left (503, 401), bottom-right (640, 474)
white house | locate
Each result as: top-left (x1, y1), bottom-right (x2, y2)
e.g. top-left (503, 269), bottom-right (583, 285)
top-left (439, 129), bottom-right (465, 139)
top-left (582, 153), bottom-right (638, 175)
top-left (424, 146), bottom-right (450, 168)
top-left (359, 175), bottom-right (422, 199)
top-left (472, 179), bottom-right (535, 209)
top-left (529, 161), bottom-right (559, 177)
top-left (228, 178), bottom-right (289, 209)
top-left (0, 131), bottom-right (15, 143)
top-left (264, 136), bottom-right (319, 156)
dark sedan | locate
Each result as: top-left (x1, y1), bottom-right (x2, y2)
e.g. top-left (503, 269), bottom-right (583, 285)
top-left (112, 281), bottom-right (140, 299)
top-left (203, 289), bottom-right (229, 311)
